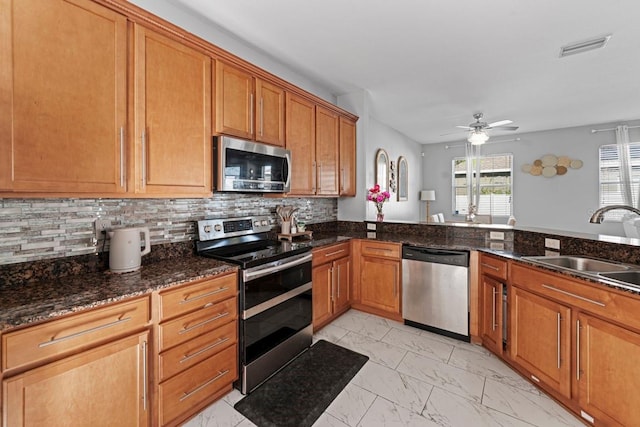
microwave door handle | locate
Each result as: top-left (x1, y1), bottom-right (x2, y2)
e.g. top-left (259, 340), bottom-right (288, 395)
top-left (284, 151), bottom-right (292, 191)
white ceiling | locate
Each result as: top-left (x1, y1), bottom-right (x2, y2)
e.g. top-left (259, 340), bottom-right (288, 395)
top-left (174, 0), bottom-right (640, 144)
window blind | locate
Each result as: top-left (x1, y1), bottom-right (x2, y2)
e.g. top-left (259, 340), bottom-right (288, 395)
top-left (452, 154), bottom-right (513, 217)
top-left (599, 142), bottom-right (640, 220)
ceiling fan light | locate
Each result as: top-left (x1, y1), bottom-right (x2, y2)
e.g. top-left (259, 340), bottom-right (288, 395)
top-left (468, 129), bottom-right (489, 145)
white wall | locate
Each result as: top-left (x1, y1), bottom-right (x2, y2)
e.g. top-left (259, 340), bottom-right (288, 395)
top-left (128, 0), bottom-right (336, 104)
top-left (337, 91), bottom-right (423, 222)
top-left (422, 120), bottom-right (640, 236)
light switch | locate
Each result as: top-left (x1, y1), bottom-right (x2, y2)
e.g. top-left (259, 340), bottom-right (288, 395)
top-left (367, 223), bottom-right (377, 231)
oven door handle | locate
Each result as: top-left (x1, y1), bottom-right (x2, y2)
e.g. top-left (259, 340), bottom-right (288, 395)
top-left (243, 282), bottom-right (312, 319)
top-left (243, 252), bottom-right (312, 282)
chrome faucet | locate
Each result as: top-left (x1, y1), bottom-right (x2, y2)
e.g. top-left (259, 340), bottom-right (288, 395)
top-left (589, 205), bottom-right (640, 223)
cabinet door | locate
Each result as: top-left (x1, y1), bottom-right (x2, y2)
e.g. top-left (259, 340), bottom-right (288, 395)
top-left (255, 78), bottom-right (285, 147)
top-left (334, 256), bottom-right (351, 313)
top-left (134, 25), bottom-right (212, 196)
top-left (0, 0), bottom-right (127, 193)
top-left (339, 117), bottom-right (357, 196)
top-left (315, 106), bottom-right (340, 196)
top-left (510, 286), bottom-right (571, 398)
top-left (286, 93), bottom-right (316, 195)
top-left (480, 276), bottom-right (503, 355)
top-left (360, 256), bottom-right (400, 315)
top-left (312, 262), bottom-right (334, 330)
top-left (215, 61), bottom-right (254, 139)
top-left (3, 332), bottom-right (149, 427)
top-left (577, 313), bottom-right (640, 426)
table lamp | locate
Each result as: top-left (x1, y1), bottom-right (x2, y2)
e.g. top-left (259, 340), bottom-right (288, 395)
top-left (420, 190), bottom-right (436, 222)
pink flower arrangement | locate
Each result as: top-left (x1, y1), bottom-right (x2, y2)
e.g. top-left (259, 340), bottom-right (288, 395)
top-left (367, 184), bottom-right (391, 213)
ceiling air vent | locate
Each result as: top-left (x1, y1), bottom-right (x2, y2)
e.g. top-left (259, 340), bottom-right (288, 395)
top-left (559, 34), bottom-right (612, 58)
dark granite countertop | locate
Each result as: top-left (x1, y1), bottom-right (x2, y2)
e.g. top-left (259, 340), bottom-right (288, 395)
top-left (0, 256), bottom-right (237, 332)
top-left (309, 231), bottom-right (640, 297)
top-left (4, 228), bottom-right (638, 333)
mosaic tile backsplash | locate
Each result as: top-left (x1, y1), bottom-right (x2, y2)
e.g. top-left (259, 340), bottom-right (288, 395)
top-left (0, 195), bottom-right (337, 265)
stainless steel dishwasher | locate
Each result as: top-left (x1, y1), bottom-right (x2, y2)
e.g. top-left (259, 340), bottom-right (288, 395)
top-left (402, 246), bottom-right (470, 341)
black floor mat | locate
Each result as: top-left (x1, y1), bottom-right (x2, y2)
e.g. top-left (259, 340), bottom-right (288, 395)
top-left (234, 339), bottom-right (369, 427)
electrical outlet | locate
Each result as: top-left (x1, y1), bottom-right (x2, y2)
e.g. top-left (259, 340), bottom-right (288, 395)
top-left (545, 238), bottom-right (560, 250)
top-left (94, 219), bottom-right (111, 241)
top-left (489, 231), bottom-right (505, 241)
top-left (367, 223), bottom-right (377, 231)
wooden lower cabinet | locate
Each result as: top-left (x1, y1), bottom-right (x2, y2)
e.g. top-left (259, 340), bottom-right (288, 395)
top-left (577, 313), bottom-right (640, 426)
top-left (312, 243), bottom-right (351, 330)
top-left (480, 275), bottom-right (503, 355)
top-left (352, 240), bottom-right (402, 320)
top-left (3, 331), bottom-right (149, 427)
top-left (507, 261), bottom-right (640, 426)
top-left (510, 286), bottom-right (572, 399)
top-left (155, 272), bottom-right (238, 426)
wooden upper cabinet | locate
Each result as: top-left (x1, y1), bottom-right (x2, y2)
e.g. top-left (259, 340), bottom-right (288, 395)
top-left (215, 61), bottom-right (285, 147)
top-left (339, 116), bottom-right (357, 196)
top-left (255, 78), bottom-right (285, 146)
top-left (286, 93), bottom-right (316, 195)
top-left (0, 0), bottom-right (127, 193)
top-left (315, 106), bottom-right (340, 196)
top-left (215, 61), bottom-right (254, 140)
top-left (133, 25), bottom-right (212, 196)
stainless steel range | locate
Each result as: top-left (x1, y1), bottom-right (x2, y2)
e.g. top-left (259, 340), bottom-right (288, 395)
top-left (196, 216), bottom-right (313, 394)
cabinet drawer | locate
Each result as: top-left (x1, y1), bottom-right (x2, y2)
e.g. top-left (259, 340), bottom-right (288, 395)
top-left (360, 241), bottom-right (400, 259)
top-left (159, 273), bottom-right (237, 321)
top-left (313, 242), bottom-right (351, 266)
top-left (512, 263), bottom-right (640, 332)
top-left (480, 254), bottom-right (508, 280)
top-left (2, 297), bottom-right (149, 372)
top-left (159, 344), bottom-right (237, 426)
top-left (159, 297), bottom-right (237, 351)
top-left (159, 320), bottom-right (237, 381)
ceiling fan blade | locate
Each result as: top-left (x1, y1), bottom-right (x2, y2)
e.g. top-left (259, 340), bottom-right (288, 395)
top-left (455, 126), bottom-right (473, 130)
top-left (487, 120), bottom-right (513, 127)
top-left (486, 125), bottom-right (519, 131)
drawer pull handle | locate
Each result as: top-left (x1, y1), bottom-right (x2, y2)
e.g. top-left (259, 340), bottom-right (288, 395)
top-left (179, 312), bottom-right (230, 335)
top-left (541, 284), bottom-right (606, 307)
top-left (325, 249), bottom-right (346, 257)
top-left (39, 316), bottom-right (132, 348)
top-left (180, 337), bottom-right (230, 363)
top-left (180, 287), bottom-right (230, 304)
top-left (482, 263), bottom-right (500, 271)
top-left (180, 369), bottom-right (230, 402)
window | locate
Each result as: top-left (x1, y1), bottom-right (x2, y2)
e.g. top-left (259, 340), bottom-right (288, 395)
top-left (599, 142), bottom-right (640, 220)
top-left (452, 154), bottom-right (513, 217)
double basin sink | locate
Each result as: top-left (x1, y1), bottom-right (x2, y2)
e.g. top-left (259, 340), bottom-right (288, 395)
top-left (522, 255), bottom-right (640, 291)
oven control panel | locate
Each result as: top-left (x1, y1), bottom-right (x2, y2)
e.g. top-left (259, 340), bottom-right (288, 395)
top-left (198, 216), bottom-right (271, 241)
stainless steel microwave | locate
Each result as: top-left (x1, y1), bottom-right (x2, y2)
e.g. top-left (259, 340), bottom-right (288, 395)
top-left (214, 136), bottom-right (291, 193)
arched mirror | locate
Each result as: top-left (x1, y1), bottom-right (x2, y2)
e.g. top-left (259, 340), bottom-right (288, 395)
top-left (397, 156), bottom-right (408, 201)
top-left (375, 149), bottom-right (389, 191)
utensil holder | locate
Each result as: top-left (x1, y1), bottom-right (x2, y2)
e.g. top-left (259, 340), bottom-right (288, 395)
top-left (281, 220), bottom-right (291, 234)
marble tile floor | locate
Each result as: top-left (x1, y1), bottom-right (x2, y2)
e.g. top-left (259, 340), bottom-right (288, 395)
top-left (183, 310), bottom-right (583, 427)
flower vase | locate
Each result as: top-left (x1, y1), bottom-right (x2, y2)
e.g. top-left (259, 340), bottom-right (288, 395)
top-left (376, 205), bottom-right (384, 222)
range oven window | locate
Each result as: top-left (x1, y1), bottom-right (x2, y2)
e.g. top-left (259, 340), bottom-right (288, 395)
top-left (242, 290), bottom-right (312, 364)
top-left (243, 260), bottom-right (312, 310)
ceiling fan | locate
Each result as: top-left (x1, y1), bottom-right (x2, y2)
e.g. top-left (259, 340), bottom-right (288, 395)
top-left (455, 113), bottom-right (519, 145)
